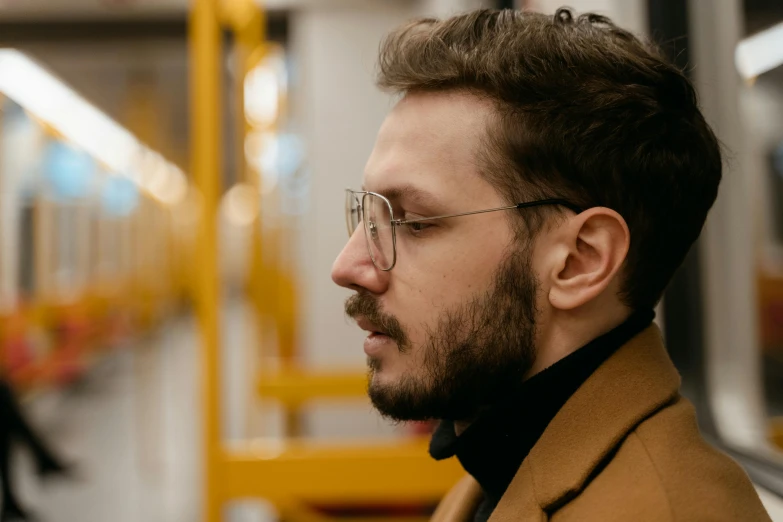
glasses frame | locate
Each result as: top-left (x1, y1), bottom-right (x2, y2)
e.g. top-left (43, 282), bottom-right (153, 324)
top-left (345, 188), bottom-right (584, 271)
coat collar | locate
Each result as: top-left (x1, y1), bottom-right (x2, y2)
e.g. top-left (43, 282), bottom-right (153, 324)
top-left (488, 324), bottom-right (680, 520)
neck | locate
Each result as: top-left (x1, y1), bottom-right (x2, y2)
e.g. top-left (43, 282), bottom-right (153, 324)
top-left (450, 302), bottom-right (632, 430)
top-left (527, 301), bottom-right (631, 380)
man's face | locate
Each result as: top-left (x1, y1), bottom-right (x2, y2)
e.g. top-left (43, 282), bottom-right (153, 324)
top-left (331, 91), bottom-right (541, 422)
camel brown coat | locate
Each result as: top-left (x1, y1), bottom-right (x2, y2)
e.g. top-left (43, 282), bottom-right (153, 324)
top-left (431, 325), bottom-right (772, 522)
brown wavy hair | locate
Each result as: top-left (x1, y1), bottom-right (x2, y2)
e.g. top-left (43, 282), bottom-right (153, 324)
top-left (376, 8), bottom-right (722, 311)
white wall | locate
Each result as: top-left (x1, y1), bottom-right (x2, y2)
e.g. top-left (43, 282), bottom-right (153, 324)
top-left (420, 0), bottom-right (494, 16)
top-left (292, 3), bottom-right (412, 371)
top-left (290, 2), bottom-right (419, 438)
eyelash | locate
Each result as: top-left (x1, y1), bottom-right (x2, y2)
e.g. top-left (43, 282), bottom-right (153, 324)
top-left (405, 221), bottom-right (432, 235)
top-left (399, 216), bottom-right (434, 236)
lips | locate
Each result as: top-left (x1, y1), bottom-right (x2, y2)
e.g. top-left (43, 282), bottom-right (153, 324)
top-left (363, 329), bottom-right (395, 357)
top-left (355, 317), bottom-right (389, 336)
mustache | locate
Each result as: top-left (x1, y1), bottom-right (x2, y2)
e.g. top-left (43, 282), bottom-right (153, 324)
top-left (345, 293), bottom-right (409, 350)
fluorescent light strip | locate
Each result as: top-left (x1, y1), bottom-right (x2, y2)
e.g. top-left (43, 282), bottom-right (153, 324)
top-left (0, 49), bottom-right (140, 177)
top-left (736, 21), bottom-right (783, 80)
top-left (0, 49), bottom-right (187, 205)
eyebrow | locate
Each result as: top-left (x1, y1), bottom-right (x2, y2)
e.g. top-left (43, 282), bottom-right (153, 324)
top-left (361, 183), bottom-right (442, 209)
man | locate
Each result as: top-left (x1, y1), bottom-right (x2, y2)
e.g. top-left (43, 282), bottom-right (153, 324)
top-left (331, 7), bottom-right (771, 522)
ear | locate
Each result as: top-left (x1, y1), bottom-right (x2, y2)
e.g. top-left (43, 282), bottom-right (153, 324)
top-left (547, 208), bottom-right (630, 311)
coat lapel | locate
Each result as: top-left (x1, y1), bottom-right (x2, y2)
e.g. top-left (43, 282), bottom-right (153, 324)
top-left (489, 324), bottom-right (681, 521)
top-left (431, 475), bottom-right (484, 522)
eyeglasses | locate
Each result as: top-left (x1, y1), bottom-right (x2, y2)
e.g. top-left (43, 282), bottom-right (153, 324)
top-left (345, 188), bottom-right (583, 271)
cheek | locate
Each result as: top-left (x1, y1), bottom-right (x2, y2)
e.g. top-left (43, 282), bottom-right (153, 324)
top-left (389, 247), bottom-right (506, 340)
top-left (388, 219), bottom-right (514, 334)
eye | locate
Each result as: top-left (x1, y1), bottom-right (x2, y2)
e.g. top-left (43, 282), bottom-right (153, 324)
top-left (403, 220), bottom-right (432, 235)
top-left (368, 220), bottom-right (380, 238)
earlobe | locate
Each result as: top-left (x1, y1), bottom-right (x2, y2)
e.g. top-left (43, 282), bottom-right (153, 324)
top-left (548, 208), bottom-right (629, 311)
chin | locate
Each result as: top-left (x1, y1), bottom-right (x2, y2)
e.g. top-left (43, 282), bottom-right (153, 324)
top-left (367, 358), bottom-right (405, 388)
top-left (367, 374), bottom-right (435, 423)
top-left (367, 364), bottom-right (394, 385)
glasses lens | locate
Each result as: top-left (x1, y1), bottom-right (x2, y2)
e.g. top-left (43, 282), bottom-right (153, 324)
top-left (363, 193), bottom-right (395, 270)
top-left (346, 190), bottom-right (360, 237)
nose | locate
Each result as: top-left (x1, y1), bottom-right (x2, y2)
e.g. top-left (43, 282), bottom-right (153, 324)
top-left (331, 227), bottom-right (389, 294)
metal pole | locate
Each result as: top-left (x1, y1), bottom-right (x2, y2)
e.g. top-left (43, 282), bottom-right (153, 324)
top-left (189, 0), bottom-right (223, 520)
top-left (688, 0), bottom-right (770, 452)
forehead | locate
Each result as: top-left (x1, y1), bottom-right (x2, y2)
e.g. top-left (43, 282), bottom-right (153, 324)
top-left (364, 91), bottom-right (496, 202)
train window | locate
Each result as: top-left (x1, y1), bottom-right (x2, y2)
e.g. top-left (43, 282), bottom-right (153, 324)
top-left (88, 206), bottom-right (99, 281)
top-left (749, 68), bottom-right (783, 438)
top-left (651, 2), bottom-right (783, 479)
top-left (18, 201), bottom-right (36, 300)
top-left (54, 203), bottom-right (79, 296)
top-left (99, 217), bottom-right (118, 284)
top-left (736, 1), bottom-right (783, 449)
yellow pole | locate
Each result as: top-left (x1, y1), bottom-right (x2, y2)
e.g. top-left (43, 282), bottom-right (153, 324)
top-left (227, 0), bottom-right (268, 438)
top-left (190, 0), bottom-right (223, 520)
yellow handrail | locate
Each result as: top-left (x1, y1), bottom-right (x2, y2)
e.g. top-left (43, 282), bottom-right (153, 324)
top-left (223, 438), bottom-right (461, 503)
top-left (258, 368), bottom-right (368, 406)
top-left (189, 0), bottom-right (224, 520)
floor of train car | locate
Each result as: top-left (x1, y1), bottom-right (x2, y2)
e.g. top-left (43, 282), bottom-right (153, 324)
top-left (11, 299), bottom-right (276, 522)
top-left (12, 313), bottom-right (203, 522)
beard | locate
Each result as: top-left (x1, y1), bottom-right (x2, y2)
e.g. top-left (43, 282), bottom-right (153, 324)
top-left (344, 247), bottom-right (538, 422)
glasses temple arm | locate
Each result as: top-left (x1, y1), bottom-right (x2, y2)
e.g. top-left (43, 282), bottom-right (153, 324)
top-left (393, 199), bottom-right (582, 225)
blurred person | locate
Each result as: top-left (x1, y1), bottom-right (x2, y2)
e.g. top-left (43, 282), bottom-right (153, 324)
top-left (1, 379), bottom-right (72, 521)
top-left (332, 8), bottom-right (771, 522)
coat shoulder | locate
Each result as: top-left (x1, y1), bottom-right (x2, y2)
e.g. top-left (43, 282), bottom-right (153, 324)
top-left (551, 428), bottom-right (672, 522)
top-left (632, 397), bottom-right (771, 521)
top-left (553, 397), bottom-right (772, 522)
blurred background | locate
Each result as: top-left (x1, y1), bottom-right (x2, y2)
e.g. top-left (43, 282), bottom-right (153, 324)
top-left (0, 0), bottom-right (782, 520)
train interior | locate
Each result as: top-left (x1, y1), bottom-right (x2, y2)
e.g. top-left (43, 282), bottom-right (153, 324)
top-left (0, 0), bottom-right (782, 521)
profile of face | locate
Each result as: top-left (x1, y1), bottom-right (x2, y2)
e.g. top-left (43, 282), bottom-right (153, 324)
top-left (331, 91), bottom-right (543, 423)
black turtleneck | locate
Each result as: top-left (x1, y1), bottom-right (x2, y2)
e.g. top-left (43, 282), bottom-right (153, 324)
top-left (428, 310), bottom-right (655, 522)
